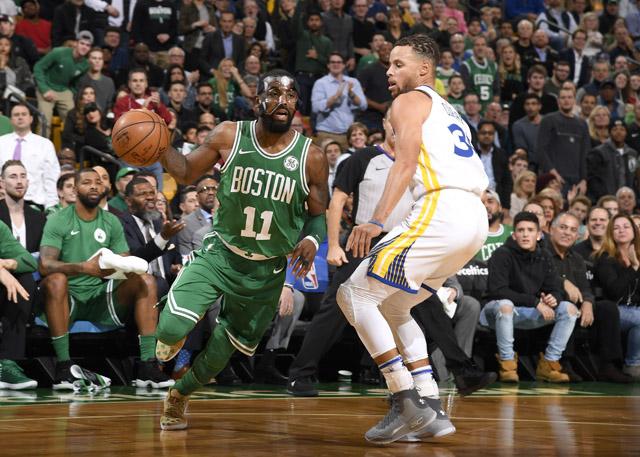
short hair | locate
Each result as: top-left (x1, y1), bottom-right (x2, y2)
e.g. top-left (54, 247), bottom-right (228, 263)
top-left (75, 167), bottom-right (99, 184)
top-left (10, 103), bottom-right (31, 117)
top-left (597, 194), bottom-right (618, 207)
top-left (477, 120), bottom-right (496, 132)
top-left (128, 67), bottom-right (148, 81)
top-left (168, 80), bottom-right (186, 90)
top-left (464, 92), bottom-right (480, 103)
top-left (56, 172), bottom-right (75, 190)
top-left (572, 28), bottom-right (587, 40)
top-left (194, 174), bottom-right (218, 187)
top-left (551, 211), bottom-right (581, 228)
top-left (588, 205), bottom-right (610, 220)
top-left (522, 93), bottom-right (541, 104)
top-left (527, 64), bottom-right (548, 79)
top-left (125, 177), bottom-right (153, 197)
top-left (1, 159), bottom-right (25, 176)
top-left (196, 125), bottom-right (212, 136)
top-left (133, 170), bottom-right (157, 186)
top-left (104, 26), bottom-right (121, 35)
top-left (513, 211), bottom-right (540, 229)
top-left (323, 140), bottom-right (342, 152)
top-left (394, 34), bottom-right (441, 70)
top-left (179, 185), bottom-right (197, 204)
top-left (616, 186), bottom-right (636, 198)
top-left (197, 82), bottom-right (213, 93)
top-left (570, 195), bottom-right (592, 211)
top-left (346, 122), bottom-right (369, 142)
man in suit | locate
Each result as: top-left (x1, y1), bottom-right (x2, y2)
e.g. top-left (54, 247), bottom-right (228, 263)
top-left (120, 177), bottom-right (185, 298)
top-left (200, 11), bottom-right (245, 77)
top-left (476, 121), bottom-right (511, 212)
top-left (0, 160), bottom-right (46, 254)
top-left (559, 29), bottom-right (591, 89)
top-left (93, 165), bottom-right (122, 217)
top-left (176, 173), bottom-right (219, 257)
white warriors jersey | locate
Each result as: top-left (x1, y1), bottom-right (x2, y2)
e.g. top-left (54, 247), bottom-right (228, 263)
top-left (409, 85), bottom-right (489, 200)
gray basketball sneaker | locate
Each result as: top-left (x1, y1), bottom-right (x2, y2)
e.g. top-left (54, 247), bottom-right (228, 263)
top-left (398, 396), bottom-right (456, 441)
top-left (364, 388), bottom-right (437, 444)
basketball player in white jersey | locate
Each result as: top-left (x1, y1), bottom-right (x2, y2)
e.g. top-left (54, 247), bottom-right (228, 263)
top-left (336, 34), bottom-right (489, 444)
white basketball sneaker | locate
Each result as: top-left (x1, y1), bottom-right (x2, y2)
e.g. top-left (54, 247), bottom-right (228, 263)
top-left (98, 248), bottom-right (148, 274)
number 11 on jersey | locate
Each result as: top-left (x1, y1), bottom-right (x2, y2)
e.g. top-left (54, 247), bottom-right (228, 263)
top-left (241, 206), bottom-right (273, 240)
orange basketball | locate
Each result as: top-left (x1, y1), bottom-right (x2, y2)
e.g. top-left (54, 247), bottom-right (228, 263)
top-left (111, 109), bottom-right (170, 167)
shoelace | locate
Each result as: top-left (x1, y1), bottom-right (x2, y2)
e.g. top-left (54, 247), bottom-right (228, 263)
top-left (377, 395), bottom-right (402, 429)
top-left (1, 361), bottom-right (25, 376)
top-left (166, 395), bottom-right (187, 419)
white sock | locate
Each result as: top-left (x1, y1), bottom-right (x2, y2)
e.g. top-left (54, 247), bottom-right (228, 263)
top-left (379, 355), bottom-right (414, 393)
top-left (411, 366), bottom-right (439, 399)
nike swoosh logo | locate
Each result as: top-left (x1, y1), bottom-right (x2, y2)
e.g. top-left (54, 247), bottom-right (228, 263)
top-left (273, 266), bottom-right (284, 274)
top-left (70, 230), bottom-right (80, 235)
top-left (238, 149), bottom-right (255, 155)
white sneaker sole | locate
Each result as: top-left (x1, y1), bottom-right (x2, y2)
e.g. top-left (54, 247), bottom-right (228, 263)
top-left (365, 409), bottom-right (437, 445)
top-left (399, 424), bottom-right (457, 441)
top-left (160, 421), bottom-right (188, 431)
top-left (0, 380), bottom-right (38, 390)
top-left (134, 379), bottom-right (176, 389)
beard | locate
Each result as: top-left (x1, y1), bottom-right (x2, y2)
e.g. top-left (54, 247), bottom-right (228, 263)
top-left (488, 211), bottom-right (502, 225)
top-left (77, 192), bottom-right (101, 209)
top-left (260, 109), bottom-right (294, 133)
top-left (137, 209), bottom-right (162, 224)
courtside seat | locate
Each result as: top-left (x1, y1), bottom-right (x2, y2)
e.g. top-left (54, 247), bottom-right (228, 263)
top-left (34, 316), bottom-right (122, 334)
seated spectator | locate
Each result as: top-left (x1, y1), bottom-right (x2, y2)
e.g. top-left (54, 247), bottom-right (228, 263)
top-left (476, 120), bottom-right (511, 210)
top-left (176, 185), bottom-right (199, 219)
top-left (476, 190), bottom-right (513, 263)
top-left (52, 0), bottom-right (97, 47)
top-left (76, 47), bottom-right (116, 112)
top-left (163, 80), bottom-right (197, 132)
top-left (108, 166), bottom-right (138, 213)
top-left (461, 35), bottom-right (499, 114)
top-left (91, 165), bottom-right (120, 216)
top-left (598, 79), bottom-right (625, 121)
top-left (120, 177), bottom-right (184, 298)
top-left (447, 74), bottom-right (466, 116)
top-left (46, 172), bottom-right (76, 217)
top-left (113, 68), bottom-right (171, 124)
top-left (198, 112), bottom-right (216, 130)
top-left (102, 26), bottom-right (128, 77)
top-left (568, 195), bottom-right (591, 241)
top-left (480, 211), bottom-right (578, 383)
top-left (61, 85), bottom-right (98, 153)
top-left (617, 186), bottom-right (638, 215)
top-left (33, 31), bottom-right (92, 135)
top-left (83, 103), bottom-right (112, 155)
top-left (176, 174), bottom-right (219, 257)
top-left (509, 166), bottom-right (535, 221)
top-left (156, 191), bottom-right (172, 223)
top-left (39, 168), bottom-right (174, 389)
top-left (0, 219), bottom-right (38, 390)
top-left (312, 52), bottom-right (367, 149)
top-left (574, 206), bottom-right (610, 263)
top-left (549, 212), bottom-right (632, 382)
top-left (208, 58), bottom-right (253, 122)
top-left (346, 122), bottom-right (368, 154)
top-left (598, 194), bottom-right (620, 218)
top-left (593, 213), bottom-right (640, 380)
top-left (509, 65), bottom-right (558, 130)
top-left (324, 140), bottom-right (343, 194)
top-left (356, 41), bottom-right (392, 133)
top-left (587, 119), bottom-right (637, 203)
top-left (578, 92), bottom-right (597, 121)
top-left (14, 0), bottom-right (51, 55)
top-left (0, 35), bottom-right (34, 96)
top-left (0, 160), bottom-right (46, 254)
top-left (0, 13), bottom-right (39, 68)
top-left (0, 103), bottom-right (60, 209)
top-left (159, 65), bottom-right (197, 113)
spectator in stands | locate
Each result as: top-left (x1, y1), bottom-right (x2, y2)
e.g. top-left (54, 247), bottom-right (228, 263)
top-left (549, 211), bottom-right (632, 382)
top-left (382, 7), bottom-right (408, 46)
top-left (357, 41), bottom-right (392, 132)
top-left (505, 0), bottom-right (545, 22)
top-left (33, 30), bottom-right (92, 135)
top-left (497, 44), bottom-right (523, 103)
top-left (537, 87), bottom-right (589, 195)
top-left (587, 105), bottom-right (611, 147)
top-left (346, 122), bottom-right (368, 154)
top-left (116, 42), bottom-right (164, 89)
top-left (61, 85), bottom-right (97, 153)
top-left (514, 19), bottom-right (535, 62)
top-left (243, 55), bottom-right (262, 78)
top-left (102, 27), bottom-right (128, 76)
top-left (536, 0), bottom-right (577, 51)
top-left (177, 185), bottom-right (199, 219)
top-left (163, 80), bottom-right (197, 132)
top-left (0, 103), bottom-right (59, 209)
top-left (322, 0), bottom-right (355, 71)
top-left (0, 219), bottom-right (37, 390)
top-left (476, 120), bottom-right (511, 209)
top-left (476, 189), bottom-right (513, 263)
top-left (208, 58), bottom-right (253, 122)
top-left (51, 0), bottom-right (97, 47)
top-left (449, 33), bottom-right (469, 72)
top-left (577, 59), bottom-right (611, 101)
top-left (0, 14), bottom-right (39, 68)
top-left (593, 213), bottom-right (640, 380)
top-left (617, 186), bottom-right (638, 215)
top-left (82, 103), bottom-right (111, 156)
top-left (481, 211), bottom-right (578, 383)
top-left (176, 174), bottom-right (218, 257)
top-left (0, 35), bottom-right (35, 96)
top-left (130, 0), bottom-right (177, 68)
top-left (568, 195), bottom-right (591, 240)
top-left (200, 11), bottom-right (245, 77)
top-left (559, 29), bottom-right (591, 88)
top-left (113, 68), bottom-right (172, 127)
top-left (292, 8), bottom-right (332, 116)
top-left (156, 191), bottom-right (172, 223)
top-left (447, 74), bottom-right (466, 115)
top-left (312, 52), bottom-right (366, 149)
top-left (526, 28), bottom-right (560, 77)
top-left (587, 119), bottom-right (638, 203)
top-left (544, 60), bottom-right (571, 98)
top-left (108, 167), bottom-right (137, 212)
top-left (409, 1), bottom-right (438, 38)
top-left (607, 24), bottom-right (640, 65)
top-left (509, 65), bottom-right (558, 129)
top-left (234, 74), bottom-right (259, 121)
top-left (46, 172), bottom-right (76, 217)
top-left (579, 92), bottom-right (597, 120)
top-left (121, 176), bottom-right (184, 297)
top-left (198, 112), bottom-right (216, 129)
top-left (0, 160), bottom-right (46, 254)
top-left (14, 0), bottom-right (52, 56)
top-left (178, 0), bottom-right (217, 72)
top-left (39, 168), bottom-right (174, 389)
top-left (534, 188), bottom-right (563, 231)
top-left (598, 79), bottom-right (625, 121)
top-left (77, 47), bottom-right (115, 112)
top-left (512, 94), bottom-right (542, 166)
top-left (460, 35), bottom-right (499, 114)
top-left (91, 165), bottom-right (119, 216)
top-left (574, 206), bottom-right (610, 262)
top-left (599, 194), bottom-right (620, 217)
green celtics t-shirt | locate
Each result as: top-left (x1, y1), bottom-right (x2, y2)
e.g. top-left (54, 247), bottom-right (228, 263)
top-left (475, 224), bottom-right (513, 262)
top-left (40, 205), bottom-right (129, 293)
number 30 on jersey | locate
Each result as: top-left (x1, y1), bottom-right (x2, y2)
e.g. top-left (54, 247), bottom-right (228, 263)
top-left (448, 124), bottom-right (474, 158)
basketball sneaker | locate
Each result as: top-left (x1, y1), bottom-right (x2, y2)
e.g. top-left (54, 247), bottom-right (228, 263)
top-left (0, 360), bottom-right (38, 390)
top-left (160, 388), bottom-right (190, 431)
top-left (134, 360), bottom-right (175, 389)
top-left (286, 376), bottom-right (318, 397)
top-left (156, 337), bottom-right (186, 362)
top-left (98, 248), bottom-right (148, 274)
top-left (53, 361), bottom-right (111, 391)
top-left (398, 397), bottom-right (456, 441)
top-left (364, 388), bottom-right (436, 444)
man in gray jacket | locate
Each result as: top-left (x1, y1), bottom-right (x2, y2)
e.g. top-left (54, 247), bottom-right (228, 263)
top-left (176, 174), bottom-right (218, 257)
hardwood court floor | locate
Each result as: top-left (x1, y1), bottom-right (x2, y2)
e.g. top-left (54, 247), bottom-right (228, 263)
top-left (0, 383), bottom-right (639, 457)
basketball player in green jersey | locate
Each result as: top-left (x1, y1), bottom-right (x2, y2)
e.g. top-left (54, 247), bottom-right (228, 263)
top-left (155, 69), bottom-right (329, 430)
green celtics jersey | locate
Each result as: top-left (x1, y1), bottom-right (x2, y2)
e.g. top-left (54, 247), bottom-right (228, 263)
top-left (462, 56), bottom-right (497, 112)
top-left (475, 224), bottom-right (513, 262)
top-left (40, 206), bottom-right (129, 293)
top-left (214, 120), bottom-right (312, 258)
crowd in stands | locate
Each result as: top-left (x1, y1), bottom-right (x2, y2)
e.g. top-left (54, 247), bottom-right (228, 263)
top-left (1, 0), bottom-right (640, 391)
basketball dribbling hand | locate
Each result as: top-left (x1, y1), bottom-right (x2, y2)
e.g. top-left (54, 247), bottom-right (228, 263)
top-left (347, 223), bottom-right (382, 258)
top-left (290, 238), bottom-right (317, 279)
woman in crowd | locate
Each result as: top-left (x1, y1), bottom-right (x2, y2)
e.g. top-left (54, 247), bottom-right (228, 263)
top-left (531, 189), bottom-right (562, 233)
top-left (510, 170), bottom-right (537, 219)
top-left (594, 214), bottom-right (640, 381)
top-left (346, 122), bottom-right (369, 154)
top-left (61, 85), bottom-right (97, 154)
top-left (497, 44), bottom-right (523, 103)
top-left (588, 105), bottom-right (611, 148)
top-left (383, 8), bottom-right (408, 45)
top-left (160, 64), bottom-right (197, 109)
top-left (208, 58), bottom-right (254, 122)
top-left (156, 191), bottom-right (173, 223)
top-left (579, 12), bottom-right (604, 58)
top-left (0, 35), bottom-right (34, 96)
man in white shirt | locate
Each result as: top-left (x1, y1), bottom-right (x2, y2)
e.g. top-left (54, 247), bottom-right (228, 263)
top-left (0, 104), bottom-right (59, 209)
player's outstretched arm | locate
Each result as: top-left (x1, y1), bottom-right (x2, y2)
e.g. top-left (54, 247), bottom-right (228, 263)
top-left (347, 92), bottom-right (431, 257)
top-left (160, 121), bottom-right (237, 185)
top-left (290, 144), bottom-right (330, 278)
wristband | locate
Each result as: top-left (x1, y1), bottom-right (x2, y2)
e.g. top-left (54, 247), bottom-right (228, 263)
top-left (304, 235), bottom-right (320, 251)
top-left (368, 219), bottom-right (384, 229)
top-left (283, 283), bottom-right (294, 291)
